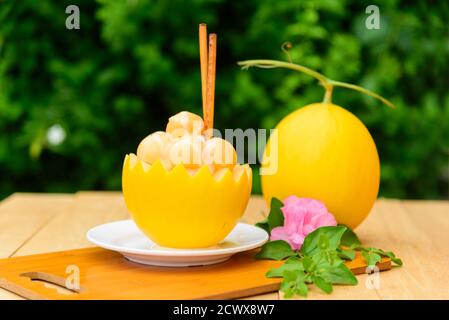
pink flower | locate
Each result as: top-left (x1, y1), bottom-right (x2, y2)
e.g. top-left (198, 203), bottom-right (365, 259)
top-left (270, 196), bottom-right (337, 250)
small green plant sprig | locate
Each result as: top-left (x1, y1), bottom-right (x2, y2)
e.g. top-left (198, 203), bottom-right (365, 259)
top-left (256, 198), bottom-right (403, 298)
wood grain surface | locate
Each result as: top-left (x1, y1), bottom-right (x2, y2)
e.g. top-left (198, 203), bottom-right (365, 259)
top-left (0, 192), bottom-right (448, 299)
top-left (0, 247), bottom-right (389, 300)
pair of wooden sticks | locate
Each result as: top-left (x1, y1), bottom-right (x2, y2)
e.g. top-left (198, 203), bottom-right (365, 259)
top-left (199, 23), bottom-right (217, 135)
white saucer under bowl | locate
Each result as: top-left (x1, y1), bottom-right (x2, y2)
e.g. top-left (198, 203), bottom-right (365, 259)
top-left (86, 220), bottom-right (268, 267)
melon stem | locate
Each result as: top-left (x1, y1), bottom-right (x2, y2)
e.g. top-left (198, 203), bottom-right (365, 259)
top-left (328, 80), bottom-right (395, 109)
top-left (237, 59), bottom-right (395, 109)
top-left (323, 85), bottom-right (333, 104)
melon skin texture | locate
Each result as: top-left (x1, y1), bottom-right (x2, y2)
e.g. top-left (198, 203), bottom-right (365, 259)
top-left (261, 103), bottom-right (380, 229)
top-left (122, 154), bottom-right (252, 248)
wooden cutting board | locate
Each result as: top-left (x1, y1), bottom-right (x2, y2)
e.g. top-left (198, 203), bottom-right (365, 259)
top-left (0, 248), bottom-right (390, 300)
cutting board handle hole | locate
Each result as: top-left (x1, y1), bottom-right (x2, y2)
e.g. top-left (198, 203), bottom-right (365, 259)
top-left (20, 272), bottom-right (82, 295)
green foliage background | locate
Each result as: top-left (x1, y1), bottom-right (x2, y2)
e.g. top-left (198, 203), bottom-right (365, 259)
top-left (1, 0), bottom-right (448, 199)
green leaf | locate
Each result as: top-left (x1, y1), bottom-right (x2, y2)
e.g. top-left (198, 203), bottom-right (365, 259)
top-left (318, 234), bottom-right (330, 250)
top-left (295, 280), bottom-right (309, 297)
top-left (301, 226), bottom-right (347, 256)
top-left (390, 256), bottom-right (403, 266)
top-left (280, 270), bottom-right (308, 298)
top-left (282, 270), bottom-right (299, 283)
top-left (266, 256), bottom-right (303, 278)
top-left (319, 263), bottom-right (358, 285)
top-left (313, 276), bottom-right (333, 294)
top-left (256, 240), bottom-right (296, 260)
top-left (302, 256), bottom-right (315, 272)
top-left (378, 249), bottom-right (403, 266)
top-left (339, 224), bottom-right (362, 247)
top-left (255, 220), bottom-right (270, 233)
top-left (280, 270), bottom-right (297, 298)
top-left (337, 248), bottom-right (356, 261)
top-left (267, 197), bottom-right (284, 231)
top-left (281, 286), bottom-right (294, 299)
top-left (367, 248), bottom-right (403, 266)
top-left (362, 251), bottom-right (382, 268)
top-left (280, 270), bottom-right (296, 299)
top-left (255, 197), bottom-right (284, 234)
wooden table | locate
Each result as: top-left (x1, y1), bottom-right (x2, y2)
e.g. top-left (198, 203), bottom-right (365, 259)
top-left (0, 192), bottom-right (448, 300)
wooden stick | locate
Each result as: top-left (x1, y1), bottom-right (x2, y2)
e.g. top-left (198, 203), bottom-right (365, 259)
top-left (206, 33), bottom-right (217, 137)
top-left (199, 24), bottom-right (208, 129)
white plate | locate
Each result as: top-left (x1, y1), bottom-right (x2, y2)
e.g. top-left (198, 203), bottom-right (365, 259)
top-left (86, 220), bottom-right (268, 267)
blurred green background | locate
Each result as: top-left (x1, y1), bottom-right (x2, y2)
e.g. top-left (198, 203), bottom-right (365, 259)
top-left (1, 0), bottom-right (448, 200)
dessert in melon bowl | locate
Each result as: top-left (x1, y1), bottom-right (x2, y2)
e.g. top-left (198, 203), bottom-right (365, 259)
top-left (123, 24), bottom-right (254, 249)
top-left (88, 24), bottom-right (267, 266)
top-left (122, 112), bottom-right (253, 249)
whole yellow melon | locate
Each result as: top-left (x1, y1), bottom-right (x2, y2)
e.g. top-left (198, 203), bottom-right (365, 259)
top-left (261, 102), bottom-right (380, 229)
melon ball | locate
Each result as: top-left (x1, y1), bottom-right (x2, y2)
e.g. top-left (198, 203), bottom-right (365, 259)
top-left (166, 111), bottom-right (204, 138)
top-left (168, 135), bottom-right (205, 168)
top-left (137, 131), bottom-right (169, 164)
top-left (202, 137), bottom-right (237, 169)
